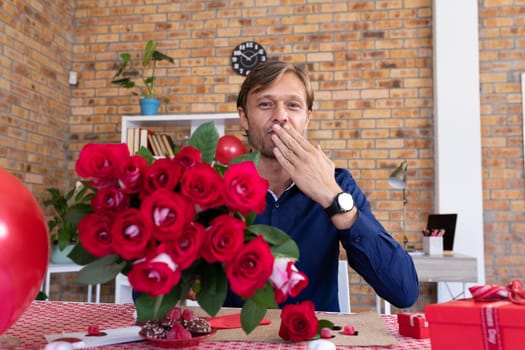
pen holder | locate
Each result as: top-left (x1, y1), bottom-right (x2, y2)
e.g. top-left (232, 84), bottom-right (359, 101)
top-left (423, 236), bottom-right (443, 256)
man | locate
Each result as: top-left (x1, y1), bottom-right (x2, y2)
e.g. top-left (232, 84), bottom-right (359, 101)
top-left (225, 60), bottom-right (419, 312)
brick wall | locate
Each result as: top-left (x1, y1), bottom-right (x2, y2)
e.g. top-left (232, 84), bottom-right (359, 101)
top-left (0, 0), bottom-right (74, 199)
top-left (1, 0), bottom-right (524, 312)
top-left (478, 2), bottom-right (525, 282)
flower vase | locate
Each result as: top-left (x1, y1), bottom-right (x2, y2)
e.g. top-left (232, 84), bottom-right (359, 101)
top-left (50, 244), bottom-right (75, 264)
top-left (140, 98), bottom-right (160, 115)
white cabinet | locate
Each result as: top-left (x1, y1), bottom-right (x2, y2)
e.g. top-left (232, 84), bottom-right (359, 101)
top-left (120, 113), bottom-right (239, 144)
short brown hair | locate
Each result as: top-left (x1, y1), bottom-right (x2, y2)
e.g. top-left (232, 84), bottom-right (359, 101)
top-left (236, 61), bottom-right (314, 112)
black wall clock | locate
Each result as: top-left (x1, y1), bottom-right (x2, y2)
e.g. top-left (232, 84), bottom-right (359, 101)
top-left (231, 41), bottom-right (267, 76)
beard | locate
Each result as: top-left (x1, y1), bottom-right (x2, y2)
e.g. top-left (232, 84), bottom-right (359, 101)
top-left (247, 130), bottom-right (276, 158)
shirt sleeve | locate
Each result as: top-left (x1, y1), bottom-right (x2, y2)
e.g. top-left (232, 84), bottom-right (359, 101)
top-left (336, 168), bottom-right (419, 308)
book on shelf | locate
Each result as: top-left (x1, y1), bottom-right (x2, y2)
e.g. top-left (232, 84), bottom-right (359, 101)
top-left (126, 128), bottom-right (135, 154)
top-left (133, 128), bottom-right (140, 154)
top-left (139, 129), bottom-right (149, 152)
top-left (160, 134), bottom-right (175, 158)
top-left (147, 133), bottom-right (163, 156)
top-left (125, 127), bottom-right (177, 158)
top-left (154, 134), bottom-right (168, 157)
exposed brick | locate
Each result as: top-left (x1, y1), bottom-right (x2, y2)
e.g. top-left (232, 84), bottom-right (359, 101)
top-left (1, 0), bottom-right (521, 313)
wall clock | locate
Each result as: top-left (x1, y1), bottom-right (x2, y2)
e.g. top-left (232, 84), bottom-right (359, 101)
top-left (231, 41), bottom-right (267, 76)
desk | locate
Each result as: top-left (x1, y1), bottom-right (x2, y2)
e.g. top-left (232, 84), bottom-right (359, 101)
top-left (43, 263), bottom-right (101, 303)
top-left (377, 252), bottom-right (478, 314)
top-left (410, 252), bottom-right (478, 283)
top-left (4, 301), bottom-right (430, 349)
top-left (411, 251), bottom-right (478, 300)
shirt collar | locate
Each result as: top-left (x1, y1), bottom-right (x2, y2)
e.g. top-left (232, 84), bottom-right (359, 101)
top-left (268, 181), bottom-right (296, 201)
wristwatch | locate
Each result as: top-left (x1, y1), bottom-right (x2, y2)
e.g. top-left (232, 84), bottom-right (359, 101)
top-left (324, 192), bottom-right (355, 217)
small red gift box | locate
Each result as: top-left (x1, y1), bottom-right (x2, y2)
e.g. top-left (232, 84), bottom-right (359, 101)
top-left (397, 312), bottom-right (430, 339)
top-left (425, 298), bottom-right (525, 350)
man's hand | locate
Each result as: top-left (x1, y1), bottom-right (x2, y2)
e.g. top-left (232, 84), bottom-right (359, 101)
top-left (270, 124), bottom-right (341, 208)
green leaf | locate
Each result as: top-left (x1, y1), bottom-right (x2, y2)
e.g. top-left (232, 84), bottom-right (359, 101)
top-left (137, 146), bottom-right (155, 165)
top-left (35, 291), bottom-right (47, 301)
top-left (246, 225), bottom-right (300, 259)
top-left (152, 50), bottom-right (175, 63)
top-left (76, 254), bottom-right (126, 285)
top-left (74, 182), bottom-right (92, 202)
top-left (57, 228), bottom-right (72, 249)
top-left (135, 292), bottom-right (179, 323)
top-left (230, 151), bottom-right (260, 165)
top-left (319, 319), bottom-right (335, 331)
top-left (143, 40), bottom-right (156, 67)
top-left (178, 263), bottom-right (199, 301)
top-left (244, 211), bottom-right (256, 226)
top-left (250, 282), bottom-right (278, 308)
top-left (271, 239), bottom-right (300, 259)
top-left (65, 203), bottom-right (93, 225)
top-left (68, 243), bottom-right (97, 265)
top-left (111, 78), bottom-right (135, 89)
top-left (197, 262), bottom-right (227, 316)
top-left (241, 298), bottom-right (267, 334)
top-left (188, 122), bottom-right (219, 164)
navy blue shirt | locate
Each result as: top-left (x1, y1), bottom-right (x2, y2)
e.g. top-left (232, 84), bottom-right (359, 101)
top-left (224, 168), bottom-right (419, 312)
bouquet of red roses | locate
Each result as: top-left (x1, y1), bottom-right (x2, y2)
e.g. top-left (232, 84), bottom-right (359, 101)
top-left (69, 122), bottom-right (309, 334)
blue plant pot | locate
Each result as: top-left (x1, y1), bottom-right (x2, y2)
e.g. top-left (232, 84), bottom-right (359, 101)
top-left (140, 98), bottom-right (160, 115)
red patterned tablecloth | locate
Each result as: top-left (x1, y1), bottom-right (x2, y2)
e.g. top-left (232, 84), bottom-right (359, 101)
top-left (4, 301), bottom-right (430, 349)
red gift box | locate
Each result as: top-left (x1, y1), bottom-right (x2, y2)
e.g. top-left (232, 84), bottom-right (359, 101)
top-left (397, 312), bottom-right (430, 339)
top-left (425, 298), bottom-right (525, 350)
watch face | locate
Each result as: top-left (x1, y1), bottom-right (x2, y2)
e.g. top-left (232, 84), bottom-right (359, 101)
top-left (337, 192), bottom-right (354, 211)
top-left (231, 41), bottom-right (267, 76)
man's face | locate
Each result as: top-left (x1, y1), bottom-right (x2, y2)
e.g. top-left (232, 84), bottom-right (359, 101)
top-left (239, 72), bottom-right (311, 158)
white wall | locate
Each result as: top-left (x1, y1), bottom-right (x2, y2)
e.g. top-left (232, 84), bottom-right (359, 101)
top-left (433, 0), bottom-right (485, 301)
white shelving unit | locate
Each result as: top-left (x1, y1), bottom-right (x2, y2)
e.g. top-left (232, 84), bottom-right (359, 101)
top-left (120, 113), bottom-right (239, 143)
top-left (43, 263), bottom-right (101, 303)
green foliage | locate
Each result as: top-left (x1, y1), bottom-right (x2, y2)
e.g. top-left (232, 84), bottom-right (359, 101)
top-left (111, 40), bottom-right (175, 98)
top-left (189, 121), bottom-right (220, 164)
top-left (43, 182), bottom-right (94, 251)
top-left (35, 291), bottom-right (48, 301)
top-left (76, 254), bottom-right (127, 285)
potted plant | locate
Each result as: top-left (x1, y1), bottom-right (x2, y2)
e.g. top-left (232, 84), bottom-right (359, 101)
top-left (44, 181), bottom-right (93, 264)
top-left (111, 40), bottom-right (175, 115)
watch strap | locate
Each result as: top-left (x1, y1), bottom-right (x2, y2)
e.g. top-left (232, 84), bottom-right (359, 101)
top-left (324, 192), bottom-right (354, 218)
top-left (324, 199), bottom-right (341, 218)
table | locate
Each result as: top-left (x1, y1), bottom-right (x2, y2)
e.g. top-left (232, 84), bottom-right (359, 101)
top-left (43, 263), bottom-right (101, 303)
top-left (411, 251), bottom-right (478, 301)
top-left (410, 251), bottom-right (478, 283)
top-left (4, 301), bottom-right (431, 349)
top-left (377, 252), bottom-right (478, 314)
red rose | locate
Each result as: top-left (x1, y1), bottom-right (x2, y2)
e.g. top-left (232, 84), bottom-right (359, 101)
top-left (141, 158), bottom-right (183, 196)
top-left (90, 186), bottom-right (129, 215)
top-left (225, 235), bottom-right (274, 299)
top-left (78, 213), bottom-right (114, 258)
top-left (279, 301), bottom-right (318, 342)
top-left (223, 161), bottom-right (268, 215)
top-left (140, 189), bottom-right (195, 241)
top-left (111, 208), bottom-right (152, 260)
top-left (75, 143), bottom-right (130, 189)
top-left (119, 155), bottom-right (147, 194)
top-left (169, 222), bottom-right (205, 270)
top-left (179, 162), bottom-right (225, 211)
top-left (269, 258), bottom-right (309, 304)
top-left (127, 245), bottom-right (181, 296)
top-left (173, 145), bottom-right (201, 170)
top-left (201, 214), bottom-right (245, 263)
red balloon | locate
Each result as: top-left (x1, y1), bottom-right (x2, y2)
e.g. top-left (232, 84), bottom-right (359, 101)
top-left (215, 135), bottom-right (247, 165)
top-left (0, 169), bottom-right (49, 334)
